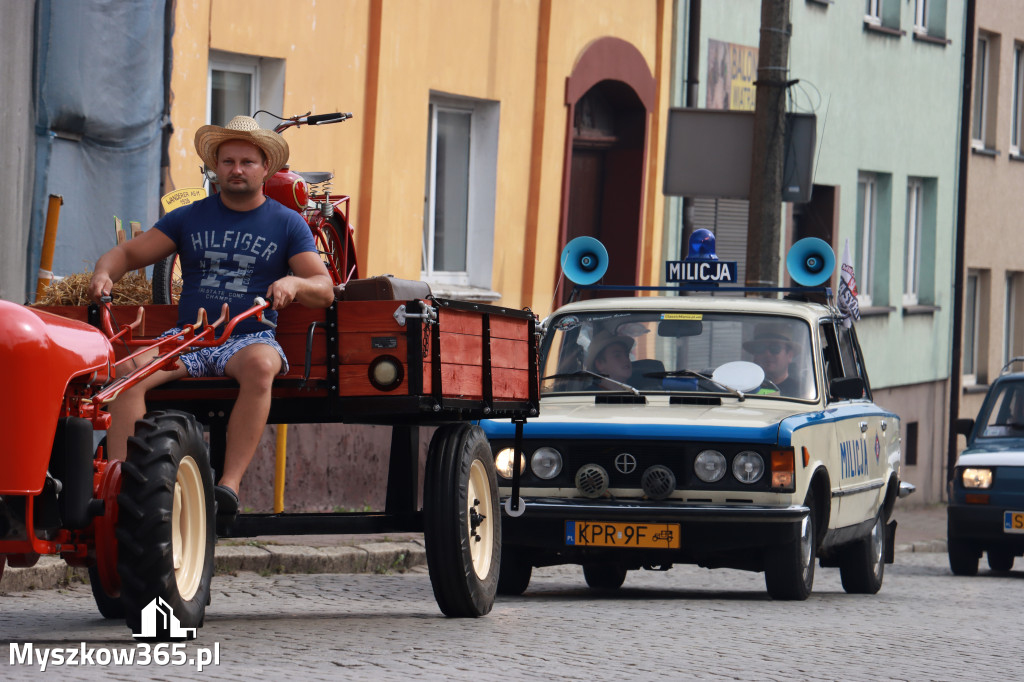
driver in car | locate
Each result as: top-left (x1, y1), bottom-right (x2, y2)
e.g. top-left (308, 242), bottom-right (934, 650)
top-left (743, 323), bottom-right (802, 396)
top-left (585, 331), bottom-right (634, 390)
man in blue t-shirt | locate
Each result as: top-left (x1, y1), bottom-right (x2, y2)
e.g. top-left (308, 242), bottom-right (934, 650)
top-left (89, 116), bottom-right (334, 531)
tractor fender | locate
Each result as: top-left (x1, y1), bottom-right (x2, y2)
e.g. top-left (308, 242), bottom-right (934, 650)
top-left (0, 300), bottom-right (114, 494)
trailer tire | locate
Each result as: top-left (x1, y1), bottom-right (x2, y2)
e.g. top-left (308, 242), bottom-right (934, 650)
top-left (423, 423), bottom-right (500, 617)
top-left (583, 563), bottom-right (627, 590)
top-left (497, 553), bottom-right (532, 596)
top-left (152, 254), bottom-right (181, 305)
top-left (116, 411), bottom-right (214, 639)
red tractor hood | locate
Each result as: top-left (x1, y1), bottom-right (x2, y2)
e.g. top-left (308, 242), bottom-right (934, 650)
top-left (0, 300), bottom-right (114, 494)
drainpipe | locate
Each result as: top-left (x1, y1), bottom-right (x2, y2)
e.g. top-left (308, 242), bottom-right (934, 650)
top-left (947, 0), bottom-right (975, 491)
top-left (680, 0), bottom-right (701, 259)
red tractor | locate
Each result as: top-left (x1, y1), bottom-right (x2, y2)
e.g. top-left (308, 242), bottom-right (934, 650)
top-left (0, 283), bottom-right (538, 637)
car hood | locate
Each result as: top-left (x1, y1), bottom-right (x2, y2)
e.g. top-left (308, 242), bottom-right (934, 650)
top-left (957, 445), bottom-right (1024, 467)
top-left (480, 396), bottom-right (810, 444)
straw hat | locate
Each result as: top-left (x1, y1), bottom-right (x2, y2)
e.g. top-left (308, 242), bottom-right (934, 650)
top-left (194, 115), bottom-right (290, 178)
top-left (585, 331), bottom-right (634, 371)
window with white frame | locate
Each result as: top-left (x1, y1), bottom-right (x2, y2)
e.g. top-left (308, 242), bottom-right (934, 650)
top-left (865, 0), bottom-right (882, 25)
top-left (973, 32), bottom-right (996, 149)
top-left (904, 178), bottom-right (924, 305)
top-left (914, 0), bottom-right (928, 33)
top-left (964, 271), bottom-right (980, 382)
top-left (1006, 273), bottom-right (1023, 366)
top-left (208, 51), bottom-right (284, 129)
top-left (856, 173), bottom-right (878, 307)
top-left (1013, 44), bottom-right (1024, 154)
top-left (422, 94), bottom-right (499, 297)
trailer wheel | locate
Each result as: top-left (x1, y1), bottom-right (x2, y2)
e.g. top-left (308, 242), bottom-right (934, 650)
top-left (116, 411), bottom-right (214, 638)
top-left (423, 423), bottom-right (500, 617)
top-left (152, 254), bottom-right (181, 304)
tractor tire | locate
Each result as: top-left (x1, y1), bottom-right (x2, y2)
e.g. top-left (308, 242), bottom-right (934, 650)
top-left (839, 512), bottom-right (886, 594)
top-left (497, 553), bottom-right (532, 596)
top-left (765, 500), bottom-right (816, 601)
top-left (423, 423), bottom-right (500, 617)
top-left (583, 563), bottom-right (628, 590)
top-left (116, 410), bottom-right (214, 639)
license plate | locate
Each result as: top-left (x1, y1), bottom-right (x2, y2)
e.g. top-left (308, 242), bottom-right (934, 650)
top-left (1004, 511), bottom-right (1024, 534)
top-left (565, 521), bottom-right (680, 548)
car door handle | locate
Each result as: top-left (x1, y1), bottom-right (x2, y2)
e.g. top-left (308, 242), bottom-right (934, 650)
top-left (881, 421), bottom-right (887, 432)
top-left (860, 421), bottom-right (868, 433)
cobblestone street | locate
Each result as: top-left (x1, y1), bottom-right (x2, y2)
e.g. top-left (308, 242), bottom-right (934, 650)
top-left (2, 551), bottom-right (1018, 680)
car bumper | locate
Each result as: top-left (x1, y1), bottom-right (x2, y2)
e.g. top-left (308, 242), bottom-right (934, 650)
top-left (500, 496), bottom-right (809, 568)
top-left (948, 504), bottom-right (1024, 552)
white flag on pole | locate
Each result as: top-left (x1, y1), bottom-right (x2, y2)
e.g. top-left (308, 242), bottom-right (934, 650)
top-left (837, 238), bottom-right (861, 328)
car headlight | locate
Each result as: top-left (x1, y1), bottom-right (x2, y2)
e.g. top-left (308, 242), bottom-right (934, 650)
top-left (530, 447), bottom-right (563, 479)
top-left (732, 450), bottom-right (765, 484)
top-left (494, 447), bottom-right (526, 479)
top-left (962, 467), bottom-right (993, 489)
top-left (694, 449), bottom-right (727, 483)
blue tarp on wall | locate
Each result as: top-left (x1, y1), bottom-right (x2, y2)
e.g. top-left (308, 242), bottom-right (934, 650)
top-left (29, 0), bottom-right (168, 291)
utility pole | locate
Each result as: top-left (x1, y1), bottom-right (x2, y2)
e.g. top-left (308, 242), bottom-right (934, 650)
top-left (745, 0), bottom-right (791, 288)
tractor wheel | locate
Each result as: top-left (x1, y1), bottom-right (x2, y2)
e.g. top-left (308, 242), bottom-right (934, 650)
top-left (839, 512), bottom-right (886, 594)
top-left (116, 410), bottom-right (214, 638)
top-left (89, 564), bottom-right (125, 619)
top-left (497, 553), bottom-right (532, 596)
top-left (765, 500), bottom-right (816, 601)
top-left (583, 563), bottom-right (628, 590)
top-left (423, 423), bottom-right (500, 617)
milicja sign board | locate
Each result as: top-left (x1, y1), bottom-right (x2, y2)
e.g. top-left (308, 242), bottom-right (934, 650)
top-left (663, 109), bottom-right (816, 203)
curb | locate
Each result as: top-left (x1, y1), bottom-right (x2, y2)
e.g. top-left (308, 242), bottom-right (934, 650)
top-left (0, 540), bottom-right (427, 595)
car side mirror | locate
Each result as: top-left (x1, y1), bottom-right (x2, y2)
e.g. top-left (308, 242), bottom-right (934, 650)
top-left (955, 418), bottom-right (975, 437)
top-left (829, 377), bottom-right (865, 401)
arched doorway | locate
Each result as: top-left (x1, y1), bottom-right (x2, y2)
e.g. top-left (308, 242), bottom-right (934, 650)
top-left (559, 38), bottom-right (655, 304)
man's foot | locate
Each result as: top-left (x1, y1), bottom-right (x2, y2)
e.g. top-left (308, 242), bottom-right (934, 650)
top-left (214, 485), bottom-right (239, 536)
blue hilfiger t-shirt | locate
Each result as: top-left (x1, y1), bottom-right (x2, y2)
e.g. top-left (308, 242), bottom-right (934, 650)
top-left (154, 194), bottom-right (317, 336)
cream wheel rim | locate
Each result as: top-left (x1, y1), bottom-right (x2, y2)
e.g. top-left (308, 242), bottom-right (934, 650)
top-left (466, 459), bottom-right (494, 579)
top-left (172, 455), bottom-right (206, 601)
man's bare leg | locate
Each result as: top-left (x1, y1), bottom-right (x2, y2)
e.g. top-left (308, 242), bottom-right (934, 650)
top-left (218, 342), bottom-right (282, 494)
top-left (104, 349), bottom-right (188, 460)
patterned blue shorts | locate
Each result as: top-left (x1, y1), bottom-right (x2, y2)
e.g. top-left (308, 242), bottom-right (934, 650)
top-left (160, 328), bottom-right (289, 378)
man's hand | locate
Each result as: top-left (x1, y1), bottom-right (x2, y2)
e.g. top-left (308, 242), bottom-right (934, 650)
top-left (88, 228), bottom-right (177, 303)
top-left (88, 271), bottom-right (115, 302)
top-left (271, 251), bottom-right (335, 310)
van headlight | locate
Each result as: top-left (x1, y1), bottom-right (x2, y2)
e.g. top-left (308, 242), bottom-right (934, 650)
top-left (531, 447), bottom-right (563, 479)
top-left (495, 448), bottom-right (526, 479)
top-left (962, 468), bottom-right (993, 489)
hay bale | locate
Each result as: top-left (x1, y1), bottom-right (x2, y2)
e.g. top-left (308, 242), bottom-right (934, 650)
top-left (33, 272), bottom-right (155, 307)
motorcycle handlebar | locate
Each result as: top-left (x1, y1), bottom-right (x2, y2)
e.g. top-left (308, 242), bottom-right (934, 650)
top-left (307, 112), bottom-right (352, 125)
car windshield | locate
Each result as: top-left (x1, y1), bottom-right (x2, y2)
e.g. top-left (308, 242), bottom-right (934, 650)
top-left (978, 379), bottom-right (1024, 438)
top-left (541, 310), bottom-right (817, 400)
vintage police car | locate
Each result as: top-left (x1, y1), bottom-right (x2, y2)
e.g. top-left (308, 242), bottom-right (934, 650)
top-left (947, 358), bottom-right (1024, 575)
top-left (481, 236), bottom-right (912, 600)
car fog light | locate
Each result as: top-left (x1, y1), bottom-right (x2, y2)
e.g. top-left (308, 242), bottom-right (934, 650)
top-left (642, 465), bottom-right (676, 500)
top-left (368, 355), bottom-right (403, 391)
top-left (531, 447), bottom-right (563, 479)
top-left (962, 468), bottom-right (993, 489)
top-left (732, 451), bottom-right (765, 484)
top-left (575, 464), bottom-right (609, 498)
top-left (494, 447), bottom-right (526, 479)
top-left (694, 450), bottom-right (727, 483)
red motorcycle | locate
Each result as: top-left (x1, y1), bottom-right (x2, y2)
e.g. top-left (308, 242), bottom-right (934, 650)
top-left (152, 110), bottom-right (359, 304)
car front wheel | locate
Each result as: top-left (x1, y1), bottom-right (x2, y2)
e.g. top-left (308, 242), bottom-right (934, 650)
top-left (764, 503), bottom-right (815, 600)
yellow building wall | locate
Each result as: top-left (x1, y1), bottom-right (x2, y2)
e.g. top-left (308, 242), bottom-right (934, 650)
top-left (168, 0), bottom-right (671, 317)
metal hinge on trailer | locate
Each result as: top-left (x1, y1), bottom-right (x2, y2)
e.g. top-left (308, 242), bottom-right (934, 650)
top-left (393, 300), bottom-right (437, 327)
